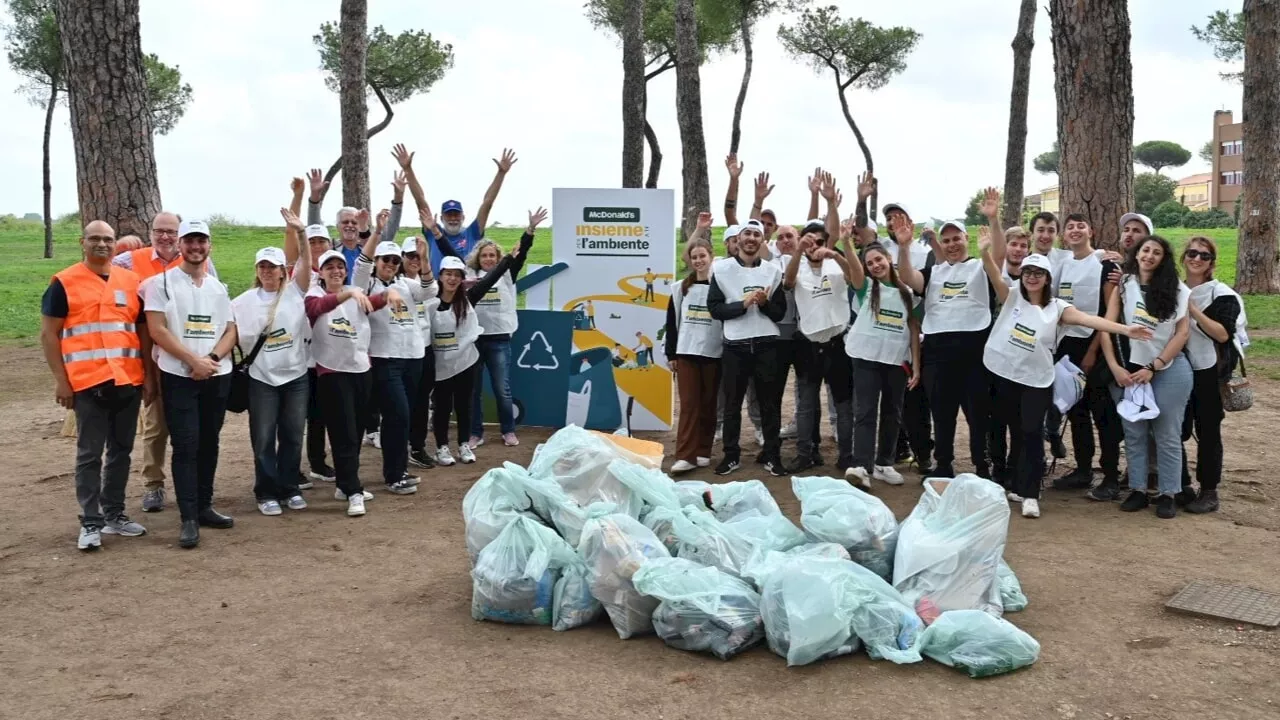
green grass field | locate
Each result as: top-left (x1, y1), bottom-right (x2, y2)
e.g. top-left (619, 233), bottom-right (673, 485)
top-left (3, 219), bottom-right (1274, 355)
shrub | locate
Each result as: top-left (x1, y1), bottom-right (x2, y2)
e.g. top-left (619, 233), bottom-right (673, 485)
top-left (1182, 208), bottom-right (1236, 229)
top-left (1150, 200), bottom-right (1189, 229)
top-left (206, 213), bottom-right (246, 228)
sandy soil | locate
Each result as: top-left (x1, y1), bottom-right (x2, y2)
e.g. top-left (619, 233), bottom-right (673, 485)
top-left (2, 345), bottom-right (1279, 720)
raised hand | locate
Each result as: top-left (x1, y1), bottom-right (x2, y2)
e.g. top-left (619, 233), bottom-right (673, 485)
top-left (754, 171), bottom-right (774, 202)
top-left (419, 206), bottom-right (437, 232)
top-left (392, 171), bottom-right (407, 197)
top-left (978, 227), bottom-right (993, 254)
top-left (509, 243), bottom-right (525, 261)
top-left (696, 211), bottom-right (713, 231)
top-left (290, 177), bottom-right (305, 196)
top-left (280, 207), bottom-right (305, 233)
top-left (495, 148), bottom-right (518, 174)
top-left (528, 206), bottom-right (548, 231)
top-left (840, 216), bottom-right (855, 240)
top-left (891, 215), bottom-right (912, 244)
top-left (857, 172), bottom-right (875, 201)
top-left (798, 235), bottom-right (816, 253)
top-left (725, 154), bottom-right (743, 178)
top-left (820, 173), bottom-right (838, 202)
top-left (356, 208), bottom-right (371, 230)
top-left (391, 143), bottom-right (414, 170)
top-left (375, 208), bottom-right (390, 235)
top-left (807, 167), bottom-right (823, 194)
top-left (307, 168), bottom-right (329, 200)
top-left (980, 186), bottom-right (1000, 219)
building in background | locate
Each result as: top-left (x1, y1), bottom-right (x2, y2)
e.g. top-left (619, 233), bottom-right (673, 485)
top-left (1211, 110), bottom-right (1242, 213)
top-left (1175, 173), bottom-right (1212, 211)
top-left (1022, 193), bottom-right (1042, 216)
top-left (1039, 185), bottom-right (1060, 216)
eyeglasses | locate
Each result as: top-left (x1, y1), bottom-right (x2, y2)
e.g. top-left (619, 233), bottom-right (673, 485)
top-left (1184, 250), bottom-right (1215, 261)
top-left (1022, 267), bottom-right (1048, 278)
top-left (403, 252), bottom-right (419, 260)
top-left (378, 256), bottom-right (402, 265)
top-left (152, 229), bottom-right (178, 237)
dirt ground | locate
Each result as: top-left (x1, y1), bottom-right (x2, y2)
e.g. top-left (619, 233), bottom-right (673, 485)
top-left (2, 345), bottom-right (1279, 720)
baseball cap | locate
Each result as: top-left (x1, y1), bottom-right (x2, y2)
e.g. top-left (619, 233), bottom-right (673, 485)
top-left (1117, 383), bottom-right (1160, 422)
top-left (743, 219), bottom-right (766, 234)
top-left (179, 219), bottom-right (210, 238)
top-left (723, 224), bottom-right (742, 240)
top-left (441, 200), bottom-right (464, 214)
top-left (938, 220), bottom-right (968, 235)
top-left (1120, 212), bottom-right (1154, 236)
top-left (760, 208), bottom-right (777, 221)
top-left (374, 240), bottom-right (402, 258)
top-left (883, 202), bottom-right (911, 219)
top-left (440, 256), bottom-right (466, 273)
top-left (400, 237), bottom-right (421, 255)
top-left (317, 249), bottom-right (347, 269)
top-left (255, 247), bottom-right (286, 266)
top-left (305, 224), bottom-right (331, 241)
top-left (801, 218), bottom-right (826, 236)
top-left (1021, 253), bottom-right (1053, 274)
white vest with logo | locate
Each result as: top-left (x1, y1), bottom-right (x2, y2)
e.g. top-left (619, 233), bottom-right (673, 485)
top-left (365, 276), bottom-right (427, 359)
top-left (712, 257), bottom-right (782, 342)
top-left (1121, 275), bottom-right (1190, 367)
top-left (794, 259), bottom-right (850, 343)
top-left (433, 301), bottom-right (483, 380)
top-left (470, 268), bottom-right (518, 336)
top-left (1186, 280), bottom-right (1240, 371)
top-left (921, 259), bottom-right (991, 335)
top-left (307, 286), bottom-right (371, 373)
top-left (983, 290), bottom-right (1070, 388)
top-left (847, 281), bottom-right (915, 366)
top-left (1054, 251), bottom-right (1104, 339)
top-left (672, 281), bottom-right (723, 358)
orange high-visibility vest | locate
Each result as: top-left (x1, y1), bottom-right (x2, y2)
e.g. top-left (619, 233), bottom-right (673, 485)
top-left (53, 263), bottom-right (145, 392)
top-left (129, 247), bottom-right (182, 280)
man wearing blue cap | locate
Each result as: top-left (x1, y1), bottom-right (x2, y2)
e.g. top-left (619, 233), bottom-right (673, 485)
top-left (393, 143), bottom-right (518, 276)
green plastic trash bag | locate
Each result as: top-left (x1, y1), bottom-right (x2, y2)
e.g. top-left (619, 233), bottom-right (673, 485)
top-left (839, 559), bottom-right (924, 664)
top-left (740, 542), bottom-right (851, 590)
top-left (471, 516), bottom-right (581, 626)
top-left (607, 459), bottom-right (681, 512)
top-left (668, 506), bottom-right (757, 578)
top-left (553, 561), bottom-right (603, 631)
top-left (462, 462), bottom-right (539, 564)
top-left (759, 557), bottom-right (862, 666)
top-left (724, 510), bottom-right (808, 553)
top-left (641, 505), bottom-right (690, 554)
top-left (893, 475), bottom-right (1010, 622)
top-left (632, 557), bottom-right (765, 660)
top-left (997, 560), bottom-right (1028, 613)
top-left (578, 512), bottom-right (672, 638)
top-left (674, 480), bottom-right (712, 509)
top-left (918, 610), bottom-right (1040, 677)
top-left (792, 476), bottom-right (899, 580)
top-left (528, 426), bottom-right (644, 518)
top-left (706, 479), bottom-right (783, 520)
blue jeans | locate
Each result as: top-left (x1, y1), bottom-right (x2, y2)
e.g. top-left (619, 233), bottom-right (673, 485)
top-left (248, 375), bottom-right (307, 502)
top-left (471, 336), bottom-right (515, 437)
top-left (1111, 354), bottom-right (1194, 497)
top-left (372, 357), bottom-right (421, 485)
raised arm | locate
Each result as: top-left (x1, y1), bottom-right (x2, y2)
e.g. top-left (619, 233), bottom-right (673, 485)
top-left (978, 230), bottom-right (1009, 305)
top-left (750, 171), bottom-right (773, 222)
top-left (979, 187), bottom-right (1006, 268)
top-left (892, 215), bottom-right (925, 294)
top-left (854, 172), bottom-right (874, 230)
top-left (691, 211), bottom-right (713, 244)
top-left (783, 237), bottom-right (806, 290)
top-left (511, 207), bottom-right (546, 280)
top-left (806, 167), bottom-right (822, 221)
top-left (285, 177), bottom-right (305, 266)
top-left (392, 144), bottom-right (430, 212)
top-left (380, 171), bottom-right (407, 244)
top-left (306, 168), bottom-right (327, 226)
top-left (724, 154), bottom-right (743, 226)
top-left (475, 148), bottom-right (518, 230)
top-left (841, 222), bottom-right (866, 291)
top-left (820, 172), bottom-right (841, 245)
top-left (281, 208), bottom-right (312, 293)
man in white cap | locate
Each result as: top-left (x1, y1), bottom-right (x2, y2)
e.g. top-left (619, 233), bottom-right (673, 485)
top-left (144, 220), bottom-right (238, 549)
top-left (1119, 212), bottom-right (1154, 253)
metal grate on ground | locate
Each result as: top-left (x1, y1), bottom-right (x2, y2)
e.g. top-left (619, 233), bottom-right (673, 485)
top-left (1166, 580), bottom-right (1280, 628)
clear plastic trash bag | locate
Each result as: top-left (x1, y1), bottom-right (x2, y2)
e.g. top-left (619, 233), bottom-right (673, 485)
top-left (471, 516), bottom-right (581, 626)
top-left (632, 557), bottom-right (765, 660)
top-left (723, 509), bottom-right (808, 554)
top-left (792, 476), bottom-right (899, 580)
top-left (528, 425), bottom-right (644, 518)
top-left (705, 479), bottom-right (783, 521)
top-left (462, 462), bottom-right (539, 564)
top-left (668, 505), bottom-right (758, 579)
top-left (893, 475), bottom-right (1010, 622)
top-left (740, 542), bottom-right (851, 590)
top-left (578, 512), bottom-right (672, 638)
top-left (673, 480), bottom-right (712, 509)
top-left (997, 559), bottom-right (1028, 613)
top-left (607, 459), bottom-right (681, 513)
top-left (552, 561), bottom-right (603, 631)
top-left (759, 557), bottom-right (863, 666)
top-left (641, 505), bottom-right (688, 554)
top-left (917, 609), bottom-right (1040, 677)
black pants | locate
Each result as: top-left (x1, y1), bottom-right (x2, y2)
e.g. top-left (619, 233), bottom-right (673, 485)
top-left (373, 356), bottom-right (421, 485)
top-left (74, 384), bottom-right (141, 527)
top-left (922, 337), bottom-right (990, 474)
top-left (898, 375), bottom-right (933, 462)
top-left (305, 368), bottom-right (328, 471)
top-left (852, 359), bottom-right (907, 472)
top-left (994, 376), bottom-right (1053, 500)
top-left (1053, 335), bottom-right (1123, 480)
top-left (988, 378), bottom-right (1011, 473)
top-left (409, 348), bottom-right (436, 452)
top-left (794, 334), bottom-right (853, 465)
top-left (721, 339), bottom-right (786, 461)
top-left (434, 362), bottom-right (478, 447)
top-left (317, 370), bottom-right (369, 498)
top-left (161, 372), bottom-right (230, 521)
top-left (1182, 367), bottom-right (1224, 493)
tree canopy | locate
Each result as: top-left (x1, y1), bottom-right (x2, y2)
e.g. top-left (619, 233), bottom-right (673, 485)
top-left (776, 4), bottom-right (920, 93)
top-left (1134, 140), bottom-right (1191, 175)
top-left (314, 23), bottom-right (454, 105)
top-left (1199, 140), bottom-right (1214, 163)
top-left (1134, 172), bottom-right (1177, 216)
top-left (585, 0), bottom-right (739, 75)
top-left (1033, 141), bottom-right (1059, 176)
top-left (1191, 9), bottom-right (1244, 82)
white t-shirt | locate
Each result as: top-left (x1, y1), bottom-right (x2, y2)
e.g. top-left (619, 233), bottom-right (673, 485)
top-left (231, 283), bottom-right (311, 386)
top-left (847, 281), bottom-right (917, 366)
top-left (711, 257), bottom-right (783, 342)
top-left (144, 267), bottom-right (233, 378)
top-left (793, 258), bottom-right (850, 343)
top-left (1121, 275), bottom-right (1190, 367)
top-left (983, 289), bottom-right (1071, 388)
top-left (671, 280), bottom-right (723, 358)
top-left (921, 259), bottom-right (992, 335)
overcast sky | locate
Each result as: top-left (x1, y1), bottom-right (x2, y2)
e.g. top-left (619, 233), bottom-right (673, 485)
top-left (0, 0), bottom-right (1242, 227)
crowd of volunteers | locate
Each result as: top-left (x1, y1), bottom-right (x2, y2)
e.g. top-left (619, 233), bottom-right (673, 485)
top-left (42, 148), bottom-right (1245, 552)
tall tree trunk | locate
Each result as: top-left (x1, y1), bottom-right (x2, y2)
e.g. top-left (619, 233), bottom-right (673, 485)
top-left (835, 78), bottom-right (876, 220)
top-left (1002, 0), bottom-right (1037, 229)
top-left (621, 0), bottom-right (646, 188)
top-left (42, 81), bottom-right (57, 259)
top-left (339, 0), bottom-right (370, 210)
top-left (674, 0), bottom-right (710, 241)
top-left (320, 84), bottom-right (395, 202)
top-left (55, 0), bottom-right (161, 239)
top-left (644, 118), bottom-right (662, 189)
top-left (1049, 0), bottom-right (1134, 251)
top-left (1236, 0), bottom-right (1280, 294)
top-left (729, 13), bottom-right (753, 154)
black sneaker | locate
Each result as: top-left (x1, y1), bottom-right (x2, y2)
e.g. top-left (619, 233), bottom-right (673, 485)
top-left (1052, 467), bottom-right (1093, 491)
top-left (1086, 480), bottom-right (1120, 502)
top-left (975, 464), bottom-right (992, 480)
top-left (993, 467), bottom-right (1014, 488)
top-left (1048, 434), bottom-right (1068, 460)
top-left (1186, 489), bottom-right (1220, 514)
top-left (714, 457), bottom-right (741, 476)
top-left (915, 460), bottom-right (937, 476)
top-left (763, 458), bottom-right (789, 477)
top-left (930, 464), bottom-right (955, 479)
top-left (1119, 490), bottom-right (1150, 512)
top-left (1174, 487), bottom-right (1197, 508)
top-left (409, 448), bottom-right (435, 469)
top-left (809, 454), bottom-right (825, 468)
top-left (1155, 495), bottom-right (1176, 519)
top-left (754, 451), bottom-right (768, 465)
top-left (788, 455), bottom-right (816, 473)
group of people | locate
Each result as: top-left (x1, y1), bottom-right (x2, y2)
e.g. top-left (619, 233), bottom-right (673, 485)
top-left (665, 158), bottom-right (1244, 522)
top-left (43, 144), bottom-right (541, 550)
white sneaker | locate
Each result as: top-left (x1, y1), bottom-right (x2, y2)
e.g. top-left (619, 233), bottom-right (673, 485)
top-left (696, 457), bottom-right (711, 468)
top-left (258, 500), bottom-right (282, 516)
top-left (670, 459), bottom-right (695, 474)
top-left (286, 495), bottom-right (308, 511)
top-left (334, 488), bottom-right (374, 501)
top-left (436, 445), bottom-right (456, 466)
top-left (77, 526), bottom-right (102, 551)
top-left (363, 431), bottom-right (381, 449)
top-left (780, 422), bottom-right (798, 439)
top-left (1006, 492), bottom-right (1024, 503)
top-left (873, 465), bottom-right (905, 486)
top-left (1021, 498), bottom-right (1041, 518)
top-left (347, 493), bottom-right (366, 517)
top-left (845, 466), bottom-right (872, 490)
top-left (459, 444), bottom-right (476, 464)
top-left (754, 430), bottom-right (765, 446)
top-left (469, 435), bottom-right (485, 449)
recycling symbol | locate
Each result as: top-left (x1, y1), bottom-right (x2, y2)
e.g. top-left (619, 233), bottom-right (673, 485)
top-left (517, 331), bottom-right (560, 370)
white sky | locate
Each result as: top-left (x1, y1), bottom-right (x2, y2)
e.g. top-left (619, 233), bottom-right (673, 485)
top-left (0, 0), bottom-right (1242, 226)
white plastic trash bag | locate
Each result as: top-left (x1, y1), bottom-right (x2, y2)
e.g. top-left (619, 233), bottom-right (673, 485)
top-left (553, 561), bottom-right (603, 631)
top-left (997, 559), bottom-right (1028, 613)
top-left (705, 480), bottom-right (782, 521)
top-left (740, 542), bottom-right (851, 590)
top-left (528, 425), bottom-right (643, 518)
top-left (893, 475), bottom-right (1010, 623)
top-left (578, 512), bottom-right (672, 639)
top-left (471, 516), bottom-right (581, 626)
top-left (918, 610), bottom-right (1040, 677)
top-left (668, 505), bottom-right (757, 579)
top-left (723, 510), bottom-right (807, 553)
top-left (607, 459), bottom-right (681, 512)
top-left (632, 557), bottom-right (765, 660)
top-left (792, 476), bottom-right (899, 580)
top-left (674, 480), bottom-right (712, 509)
top-left (840, 560), bottom-right (924, 664)
top-left (462, 462), bottom-right (539, 563)
top-left (641, 505), bottom-right (688, 554)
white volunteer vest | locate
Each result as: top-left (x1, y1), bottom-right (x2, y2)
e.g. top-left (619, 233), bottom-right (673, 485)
top-left (147, 268), bottom-right (233, 378)
top-left (672, 281), bottom-right (723, 358)
top-left (983, 290), bottom-right (1070, 388)
top-left (769, 255), bottom-right (798, 329)
top-left (433, 301), bottom-right (483, 380)
top-left (306, 285), bottom-right (371, 373)
top-left (1121, 276), bottom-right (1190, 367)
top-left (885, 238), bottom-right (931, 269)
top-left (231, 284), bottom-right (311, 387)
top-left (1054, 251), bottom-right (1105, 339)
top-left (365, 276), bottom-right (426, 360)
top-left (712, 257), bottom-right (782, 342)
top-left (1186, 280), bottom-right (1238, 371)
top-left (470, 268), bottom-right (518, 336)
top-left (847, 281), bottom-right (915, 366)
top-left (794, 259), bottom-right (850, 343)
top-left (921, 259), bottom-right (991, 335)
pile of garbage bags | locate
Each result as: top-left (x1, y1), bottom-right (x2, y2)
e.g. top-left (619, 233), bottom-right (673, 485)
top-left (462, 427), bottom-right (1040, 677)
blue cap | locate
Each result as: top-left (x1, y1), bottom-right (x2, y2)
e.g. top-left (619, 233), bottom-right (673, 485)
top-left (441, 200), bottom-right (463, 214)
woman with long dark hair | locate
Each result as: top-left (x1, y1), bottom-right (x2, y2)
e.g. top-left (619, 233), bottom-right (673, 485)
top-left (1099, 235), bottom-right (1193, 519)
top-left (665, 216), bottom-right (722, 474)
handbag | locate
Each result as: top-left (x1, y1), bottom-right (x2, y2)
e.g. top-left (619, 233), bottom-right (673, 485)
top-left (1220, 355), bottom-right (1253, 412)
top-left (226, 290), bottom-right (284, 414)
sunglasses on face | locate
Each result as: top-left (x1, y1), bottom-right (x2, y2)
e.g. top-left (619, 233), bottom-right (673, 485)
top-left (378, 256), bottom-right (402, 265)
top-left (403, 252), bottom-right (419, 260)
top-left (1184, 250), bottom-right (1214, 261)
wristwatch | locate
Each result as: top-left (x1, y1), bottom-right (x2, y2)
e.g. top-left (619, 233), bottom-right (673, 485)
top-left (208, 352), bottom-right (221, 363)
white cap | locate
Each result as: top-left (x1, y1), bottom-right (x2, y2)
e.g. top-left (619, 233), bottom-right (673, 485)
top-left (1021, 253), bottom-right (1053, 274)
top-left (1117, 383), bottom-right (1160, 422)
top-left (938, 220), bottom-right (967, 235)
top-left (440, 256), bottom-right (466, 273)
top-left (179, 219), bottom-right (209, 238)
top-left (255, 247), bottom-right (286, 266)
top-left (401, 237), bottom-right (421, 255)
top-left (1120, 212), bottom-right (1154, 236)
top-left (743, 219), bottom-right (766, 234)
top-left (723, 224), bottom-right (742, 240)
top-left (305, 224), bottom-right (331, 241)
top-left (317, 249), bottom-right (347, 269)
top-left (374, 240), bottom-right (402, 258)
top-left (883, 202), bottom-right (911, 219)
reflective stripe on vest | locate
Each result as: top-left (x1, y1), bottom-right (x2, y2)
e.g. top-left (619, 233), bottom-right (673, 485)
top-left (60, 321), bottom-right (137, 338)
top-left (63, 347), bottom-right (143, 364)
top-left (52, 263), bottom-right (145, 392)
